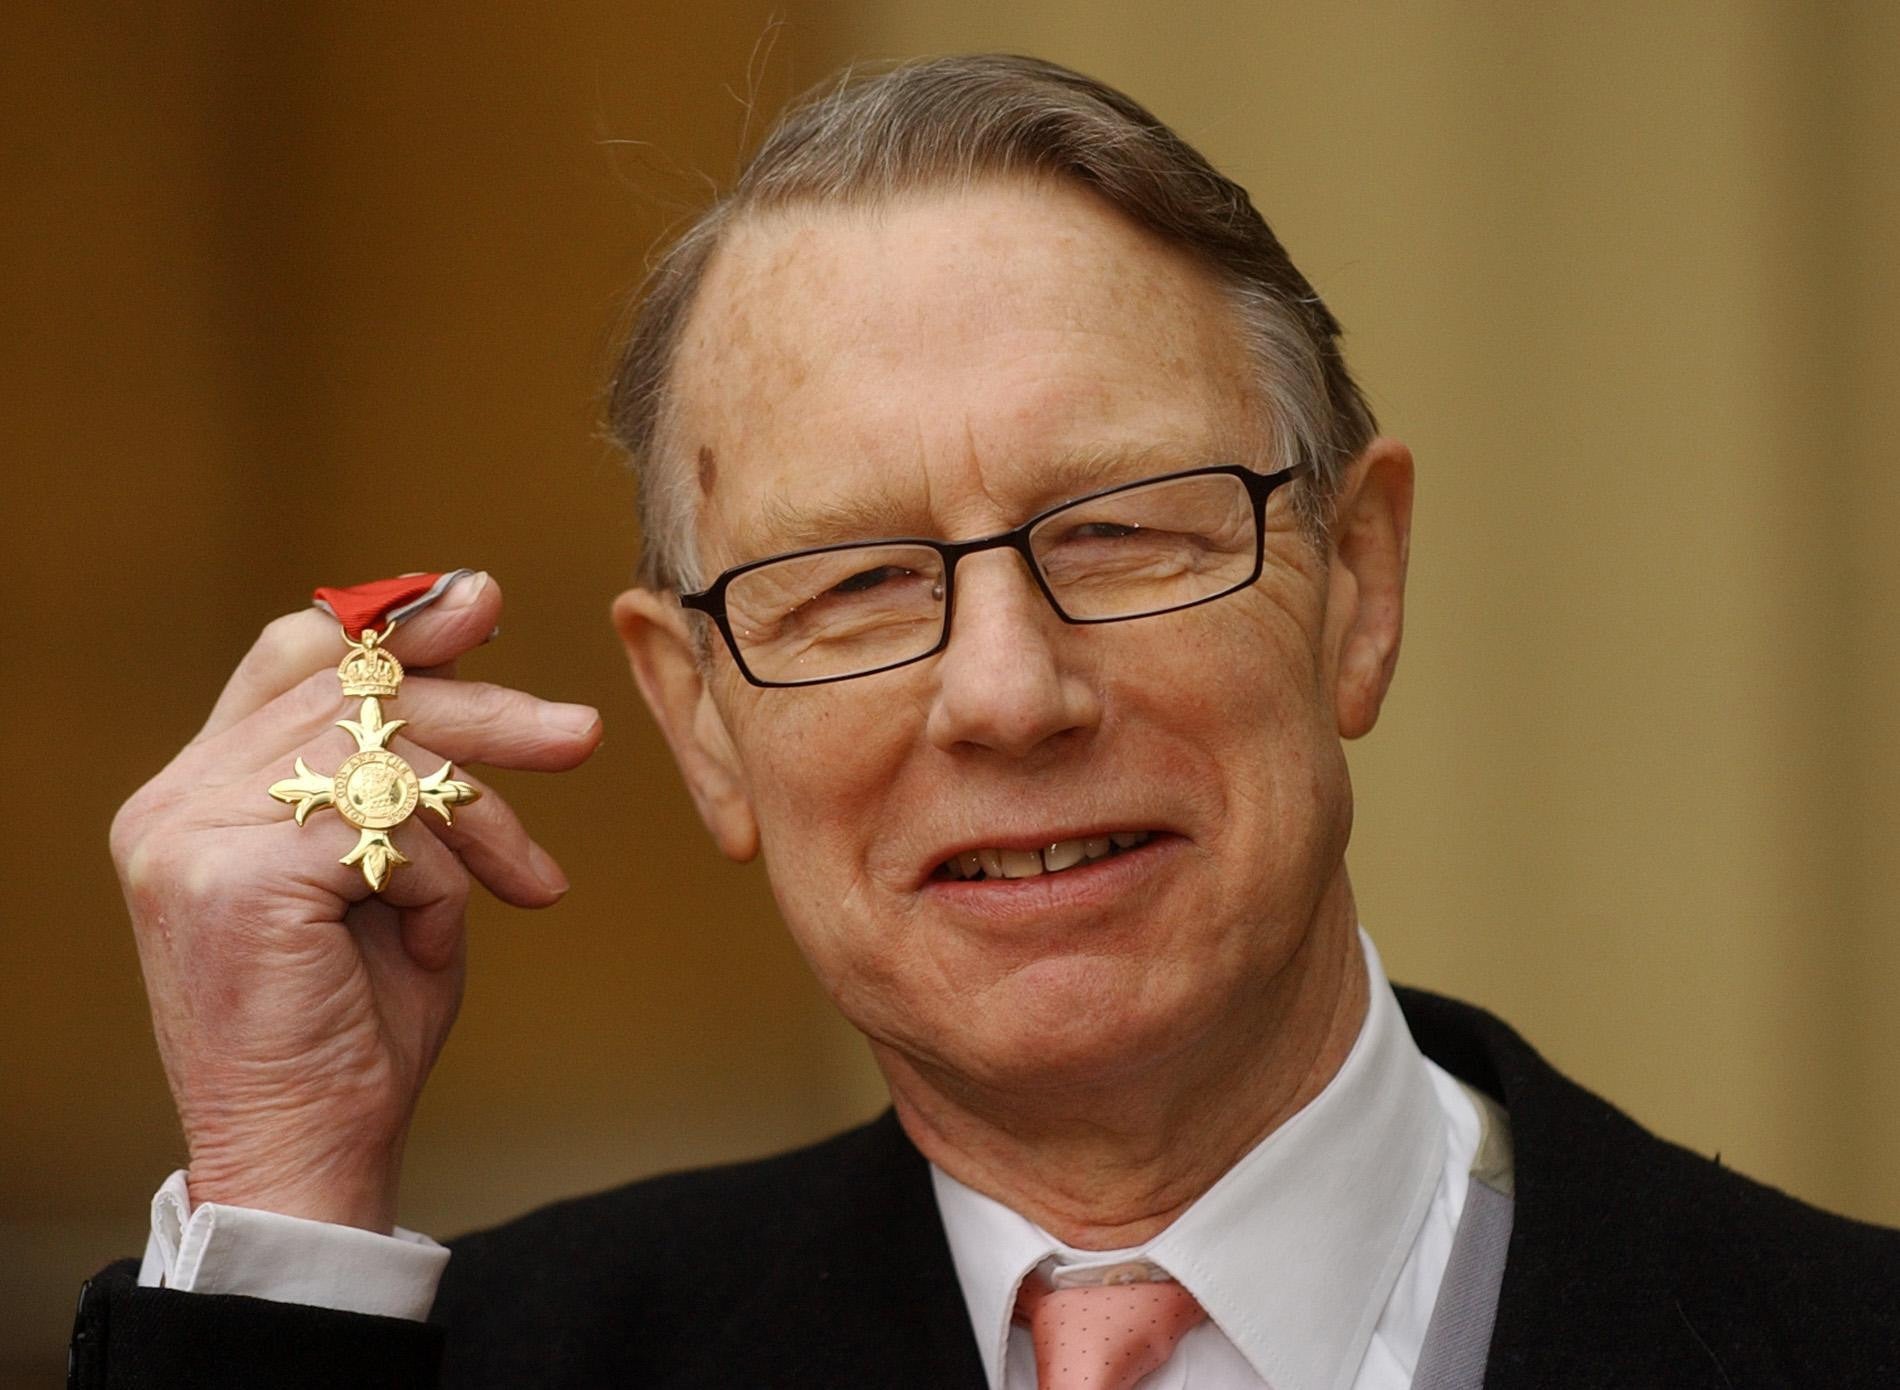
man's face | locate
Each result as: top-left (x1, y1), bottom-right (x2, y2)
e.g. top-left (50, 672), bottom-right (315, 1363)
top-left (656, 179), bottom-right (1367, 1097)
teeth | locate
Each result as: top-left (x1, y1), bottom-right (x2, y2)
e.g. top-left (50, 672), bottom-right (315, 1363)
top-left (1042, 839), bottom-right (1086, 872)
top-left (940, 832), bottom-right (1153, 881)
top-left (1000, 849), bottom-right (1044, 879)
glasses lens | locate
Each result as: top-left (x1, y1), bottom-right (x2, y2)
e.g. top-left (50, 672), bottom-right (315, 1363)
top-left (1029, 472), bottom-right (1258, 620)
top-left (724, 543), bottom-right (948, 684)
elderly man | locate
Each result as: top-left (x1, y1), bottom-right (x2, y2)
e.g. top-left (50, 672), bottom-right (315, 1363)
top-left (76, 55), bottom-right (1896, 1389)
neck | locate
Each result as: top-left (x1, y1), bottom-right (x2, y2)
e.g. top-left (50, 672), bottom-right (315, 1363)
top-left (879, 885), bottom-right (1369, 1250)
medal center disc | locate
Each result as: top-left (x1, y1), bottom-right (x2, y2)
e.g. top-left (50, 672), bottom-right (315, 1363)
top-left (333, 749), bottom-right (421, 830)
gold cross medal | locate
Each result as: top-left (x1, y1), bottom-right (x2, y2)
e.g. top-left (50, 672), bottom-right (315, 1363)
top-left (268, 573), bottom-right (482, 891)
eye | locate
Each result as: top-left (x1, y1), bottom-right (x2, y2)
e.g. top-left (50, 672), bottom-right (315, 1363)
top-left (1067, 521), bottom-right (1142, 541)
top-left (831, 564), bottom-right (914, 595)
top-left (1043, 518), bottom-right (1147, 548)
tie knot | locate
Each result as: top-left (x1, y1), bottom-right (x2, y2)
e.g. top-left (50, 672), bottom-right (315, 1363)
top-left (1013, 1274), bottom-right (1208, 1390)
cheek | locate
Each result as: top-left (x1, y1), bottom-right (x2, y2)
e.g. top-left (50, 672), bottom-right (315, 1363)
top-left (1169, 585), bottom-right (1333, 746)
top-left (740, 713), bottom-right (945, 1042)
top-left (1162, 594), bottom-right (1348, 894)
top-left (741, 691), bottom-right (910, 821)
top-left (725, 684), bottom-right (922, 934)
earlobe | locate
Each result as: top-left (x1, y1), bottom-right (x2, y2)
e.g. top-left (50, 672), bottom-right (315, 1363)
top-left (612, 588), bottom-right (760, 862)
top-left (1327, 438), bottom-right (1415, 740)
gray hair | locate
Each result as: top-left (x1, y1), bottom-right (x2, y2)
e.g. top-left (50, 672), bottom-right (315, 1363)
top-left (608, 53), bottom-right (1377, 591)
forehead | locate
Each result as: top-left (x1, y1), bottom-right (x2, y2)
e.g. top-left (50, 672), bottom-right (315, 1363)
top-left (669, 177), bottom-right (1263, 566)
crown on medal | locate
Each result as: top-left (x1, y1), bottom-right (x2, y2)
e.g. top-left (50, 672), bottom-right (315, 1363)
top-left (338, 641), bottom-right (405, 698)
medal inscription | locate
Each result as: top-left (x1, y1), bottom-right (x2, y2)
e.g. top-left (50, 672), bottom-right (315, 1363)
top-left (333, 749), bottom-right (421, 830)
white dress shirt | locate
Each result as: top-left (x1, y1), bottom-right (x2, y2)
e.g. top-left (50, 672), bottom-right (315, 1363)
top-left (140, 930), bottom-right (1487, 1390)
top-left (932, 934), bottom-right (1483, 1390)
top-left (138, 1169), bottom-right (447, 1320)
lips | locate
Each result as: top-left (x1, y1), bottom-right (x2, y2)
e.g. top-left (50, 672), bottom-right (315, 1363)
top-left (933, 830), bottom-right (1153, 882)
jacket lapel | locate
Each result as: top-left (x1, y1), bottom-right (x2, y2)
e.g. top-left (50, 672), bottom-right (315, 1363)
top-left (683, 1110), bottom-right (988, 1390)
top-left (1397, 988), bottom-right (1736, 1390)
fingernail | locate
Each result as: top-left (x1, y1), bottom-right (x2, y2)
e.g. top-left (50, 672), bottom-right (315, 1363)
top-left (530, 843), bottom-right (570, 895)
top-left (541, 702), bottom-right (599, 735)
top-left (442, 571), bottom-right (489, 609)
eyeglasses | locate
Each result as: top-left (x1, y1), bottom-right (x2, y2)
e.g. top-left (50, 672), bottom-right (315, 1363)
top-left (678, 462), bottom-right (1308, 687)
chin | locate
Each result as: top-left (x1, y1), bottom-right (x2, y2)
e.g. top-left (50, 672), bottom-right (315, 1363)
top-left (918, 960), bottom-right (1210, 1095)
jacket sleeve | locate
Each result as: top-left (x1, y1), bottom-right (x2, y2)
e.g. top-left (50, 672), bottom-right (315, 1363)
top-left (70, 1260), bottom-right (445, 1389)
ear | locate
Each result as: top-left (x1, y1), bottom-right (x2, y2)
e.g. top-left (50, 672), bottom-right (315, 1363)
top-left (612, 587), bottom-right (760, 862)
top-left (1324, 437), bottom-right (1415, 740)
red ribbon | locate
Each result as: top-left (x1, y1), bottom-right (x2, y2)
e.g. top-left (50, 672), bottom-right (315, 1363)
top-left (312, 570), bottom-right (472, 640)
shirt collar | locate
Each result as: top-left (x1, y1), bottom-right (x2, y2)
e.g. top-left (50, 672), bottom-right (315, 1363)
top-left (931, 930), bottom-right (1446, 1390)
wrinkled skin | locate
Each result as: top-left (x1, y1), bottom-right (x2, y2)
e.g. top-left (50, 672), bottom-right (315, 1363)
top-left (114, 574), bottom-right (600, 1230)
top-left (616, 179), bottom-right (1413, 1245)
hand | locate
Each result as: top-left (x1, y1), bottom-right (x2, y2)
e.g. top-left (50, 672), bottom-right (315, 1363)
top-left (111, 573), bottom-right (601, 1233)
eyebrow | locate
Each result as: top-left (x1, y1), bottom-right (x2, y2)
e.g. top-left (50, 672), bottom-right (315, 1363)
top-left (746, 442), bottom-right (1221, 557)
top-left (753, 487), bottom-right (921, 555)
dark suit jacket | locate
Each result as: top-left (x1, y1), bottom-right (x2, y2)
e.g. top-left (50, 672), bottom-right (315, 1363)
top-left (71, 990), bottom-right (1900, 1387)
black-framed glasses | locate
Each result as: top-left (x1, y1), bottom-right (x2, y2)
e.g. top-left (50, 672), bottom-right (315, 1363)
top-left (679, 462), bottom-right (1308, 687)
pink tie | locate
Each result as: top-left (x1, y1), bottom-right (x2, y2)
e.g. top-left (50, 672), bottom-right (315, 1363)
top-left (1013, 1275), bottom-right (1208, 1390)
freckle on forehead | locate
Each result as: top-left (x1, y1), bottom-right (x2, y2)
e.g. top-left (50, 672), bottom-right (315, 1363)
top-left (697, 444), bottom-right (718, 494)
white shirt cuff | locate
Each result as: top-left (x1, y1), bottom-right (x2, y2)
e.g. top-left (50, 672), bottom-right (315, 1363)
top-left (136, 1170), bottom-right (449, 1321)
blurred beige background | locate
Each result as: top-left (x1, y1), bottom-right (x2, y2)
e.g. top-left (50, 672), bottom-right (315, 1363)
top-left (4, 2), bottom-right (1895, 1381)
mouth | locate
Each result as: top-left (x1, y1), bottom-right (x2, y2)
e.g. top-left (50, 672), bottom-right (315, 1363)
top-left (929, 831), bottom-right (1154, 883)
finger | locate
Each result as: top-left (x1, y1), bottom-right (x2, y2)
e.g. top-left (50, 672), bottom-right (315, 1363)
top-left (348, 892), bottom-right (470, 990)
top-left (230, 728), bottom-right (568, 910)
top-left (387, 679), bottom-right (602, 772)
top-left (272, 799), bottom-right (467, 909)
top-left (194, 571), bottom-right (500, 746)
top-left (389, 755), bottom-right (571, 909)
top-left (216, 672), bottom-right (602, 780)
top-left (337, 825), bottom-right (472, 974)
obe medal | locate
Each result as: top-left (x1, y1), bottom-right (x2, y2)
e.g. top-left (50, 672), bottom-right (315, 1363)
top-left (268, 577), bottom-right (482, 891)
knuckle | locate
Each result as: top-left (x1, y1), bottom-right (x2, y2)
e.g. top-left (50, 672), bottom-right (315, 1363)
top-left (238, 613), bottom-right (303, 677)
top-left (484, 690), bottom-right (537, 735)
top-left (108, 793), bottom-right (148, 869)
top-left (284, 668), bottom-right (343, 724)
top-left (258, 610), bottom-right (308, 650)
top-left (439, 679), bottom-right (526, 737)
top-left (116, 830), bottom-right (164, 901)
top-left (459, 678), bottom-right (510, 709)
top-left (111, 779), bottom-right (179, 873)
top-left (118, 829), bottom-right (189, 928)
top-left (240, 610), bottom-right (328, 684)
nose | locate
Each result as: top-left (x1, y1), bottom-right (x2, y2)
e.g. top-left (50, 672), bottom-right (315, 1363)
top-left (924, 549), bottom-right (1102, 758)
